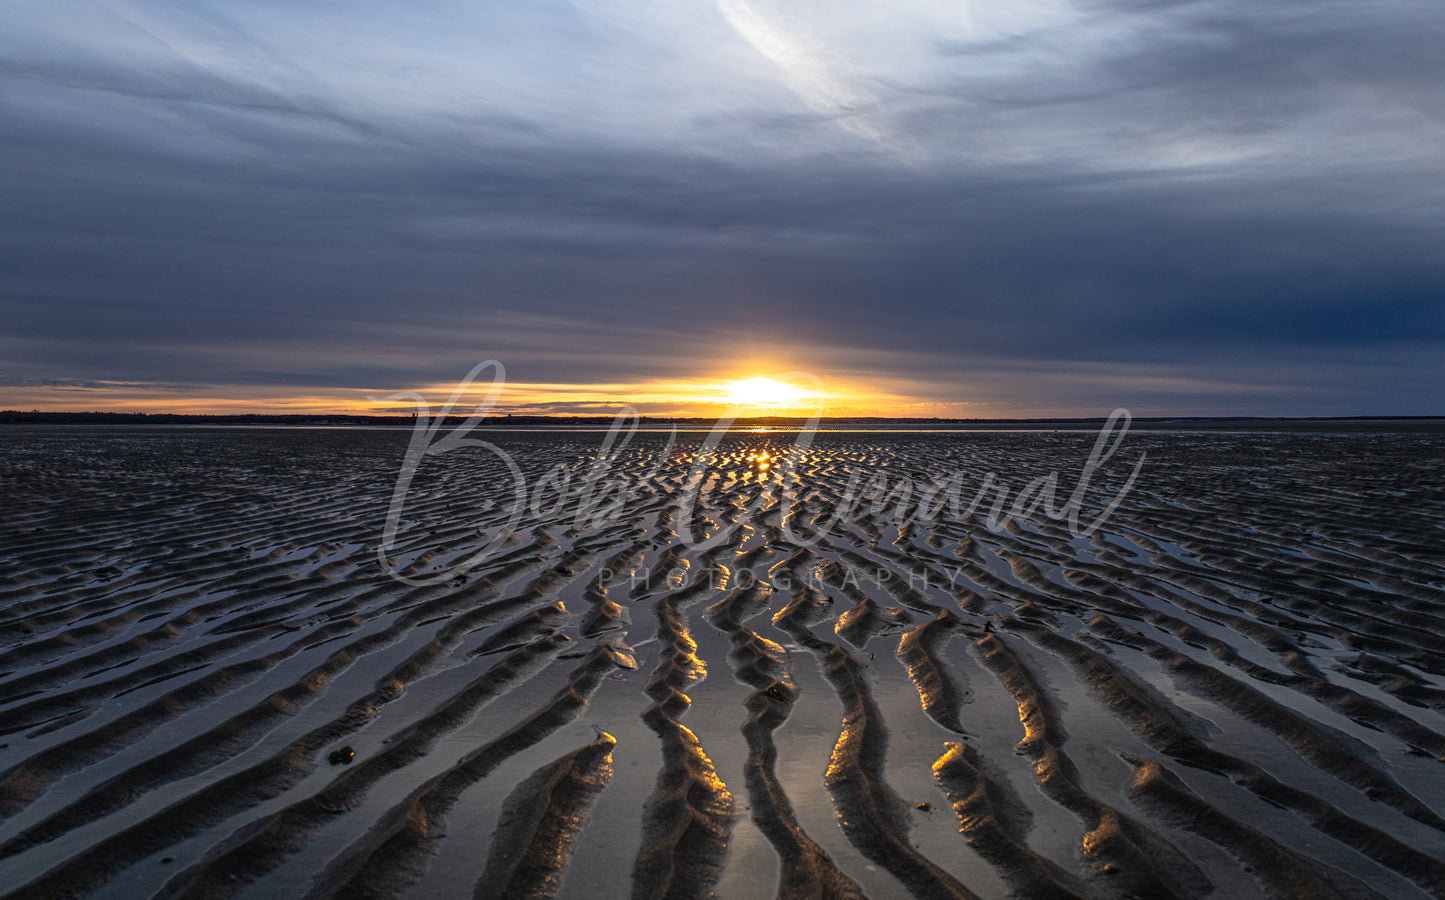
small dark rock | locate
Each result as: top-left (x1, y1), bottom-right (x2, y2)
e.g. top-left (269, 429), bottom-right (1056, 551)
top-left (914, 802), bottom-right (931, 812)
top-left (328, 746), bottom-right (355, 765)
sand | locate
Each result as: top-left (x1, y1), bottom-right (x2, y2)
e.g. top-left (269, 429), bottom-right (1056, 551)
top-left (1, 425), bottom-right (1443, 899)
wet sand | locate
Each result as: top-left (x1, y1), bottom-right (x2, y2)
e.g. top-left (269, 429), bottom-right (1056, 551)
top-left (1, 426), bottom-right (1443, 899)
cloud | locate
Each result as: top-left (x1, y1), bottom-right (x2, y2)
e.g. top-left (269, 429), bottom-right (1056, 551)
top-left (1, 0), bottom-right (1442, 415)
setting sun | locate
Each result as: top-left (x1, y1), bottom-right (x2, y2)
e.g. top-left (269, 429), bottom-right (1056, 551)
top-left (722, 377), bottom-right (817, 408)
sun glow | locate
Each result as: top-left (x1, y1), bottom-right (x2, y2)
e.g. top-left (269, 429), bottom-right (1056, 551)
top-left (721, 377), bottom-right (818, 408)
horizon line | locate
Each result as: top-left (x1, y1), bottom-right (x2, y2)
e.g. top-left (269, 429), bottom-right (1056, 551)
top-left (6, 410), bottom-right (1445, 426)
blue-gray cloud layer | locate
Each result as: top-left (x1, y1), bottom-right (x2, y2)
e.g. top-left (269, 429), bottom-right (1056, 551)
top-left (2, 0), bottom-right (1442, 413)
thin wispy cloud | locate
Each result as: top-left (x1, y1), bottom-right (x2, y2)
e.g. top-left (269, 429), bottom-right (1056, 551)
top-left (714, 0), bottom-right (890, 149)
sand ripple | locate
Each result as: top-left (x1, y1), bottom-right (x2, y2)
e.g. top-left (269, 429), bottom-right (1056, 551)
top-left (1, 426), bottom-right (1443, 898)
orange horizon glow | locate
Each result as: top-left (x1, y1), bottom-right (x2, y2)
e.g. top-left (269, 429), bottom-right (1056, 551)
top-left (375, 372), bottom-right (886, 417)
top-left (0, 372), bottom-right (1015, 418)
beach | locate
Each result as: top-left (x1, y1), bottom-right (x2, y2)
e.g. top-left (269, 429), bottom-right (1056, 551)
top-left (1, 425), bottom-right (1443, 899)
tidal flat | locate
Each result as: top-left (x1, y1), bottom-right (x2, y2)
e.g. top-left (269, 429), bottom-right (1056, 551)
top-left (1, 425), bottom-right (1443, 899)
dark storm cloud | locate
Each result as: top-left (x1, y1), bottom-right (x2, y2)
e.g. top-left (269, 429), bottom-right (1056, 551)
top-left (1, 0), bottom-right (1442, 414)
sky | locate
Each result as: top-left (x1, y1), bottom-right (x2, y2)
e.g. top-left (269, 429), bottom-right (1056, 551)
top-left (2, 0), bottom-right (1443, 417)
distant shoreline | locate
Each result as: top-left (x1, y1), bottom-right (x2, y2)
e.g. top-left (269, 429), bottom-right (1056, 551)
top-left (4, 411), bottom-right (1444, 431)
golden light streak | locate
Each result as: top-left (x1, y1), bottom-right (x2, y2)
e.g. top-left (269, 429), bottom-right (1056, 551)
top-left (377, 373), bottom-right (874, 417)
top-left (1, 372), bottom-right (955, 417)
